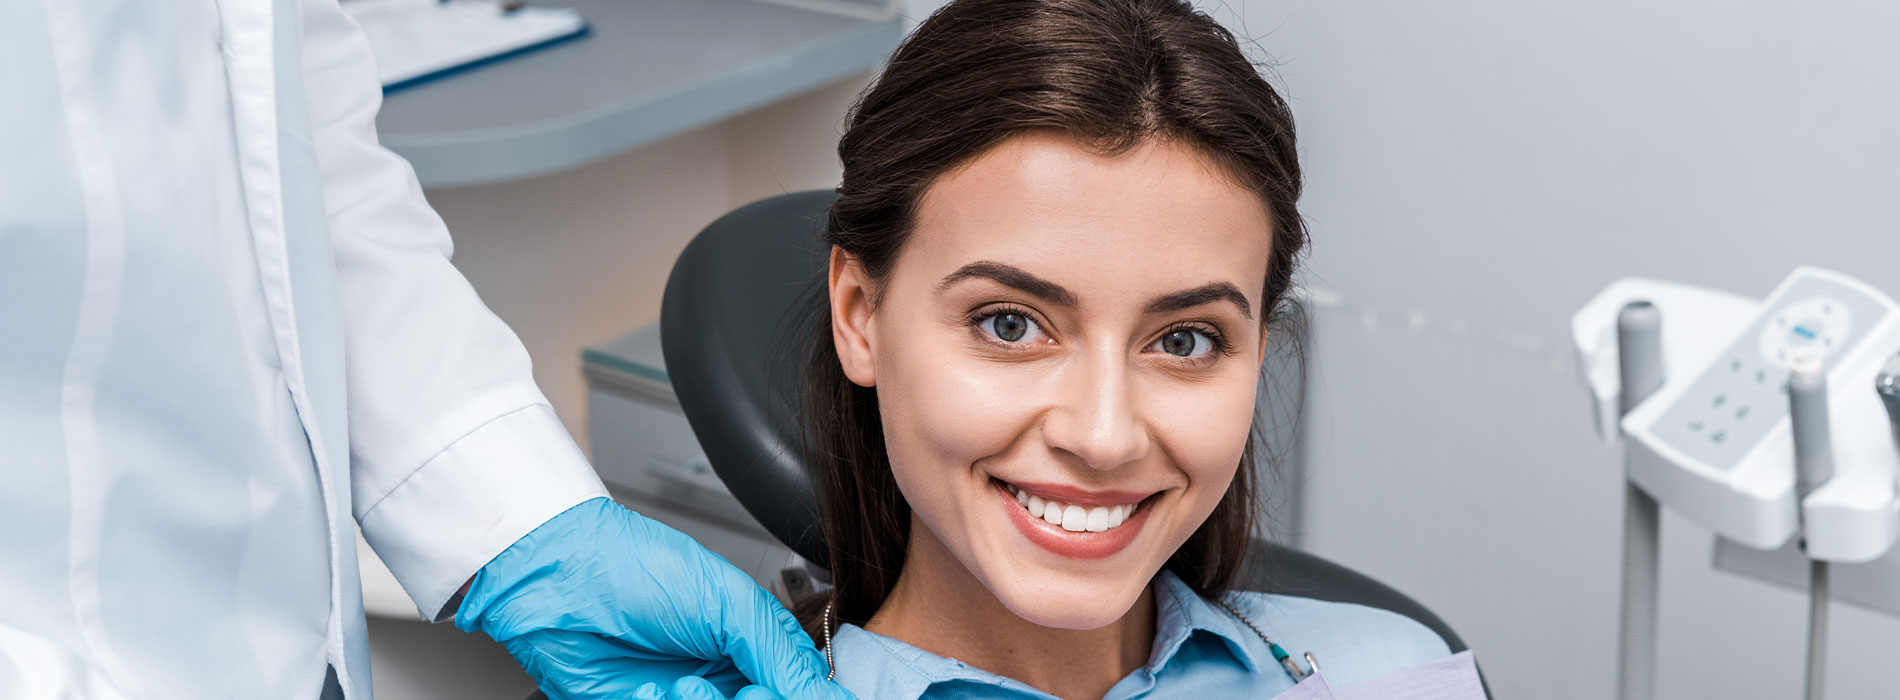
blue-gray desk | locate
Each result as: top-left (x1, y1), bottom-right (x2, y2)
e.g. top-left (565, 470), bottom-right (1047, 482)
top-left (374, 0), bottom-right (903, 189)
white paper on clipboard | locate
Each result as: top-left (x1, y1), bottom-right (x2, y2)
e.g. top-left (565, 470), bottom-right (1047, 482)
top-left (342, 0), bottom-right (588, 91)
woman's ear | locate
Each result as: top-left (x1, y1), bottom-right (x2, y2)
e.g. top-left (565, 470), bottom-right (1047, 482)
top-left (830, 247), bottom-right (878, 388)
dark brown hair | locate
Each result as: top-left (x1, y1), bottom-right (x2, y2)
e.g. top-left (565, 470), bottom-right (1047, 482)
top-left (799, 0), bottom-right (1308, 640)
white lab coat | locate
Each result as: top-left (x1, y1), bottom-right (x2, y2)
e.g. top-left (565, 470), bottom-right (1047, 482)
top-left (0, 1), bottom-right (607, 698)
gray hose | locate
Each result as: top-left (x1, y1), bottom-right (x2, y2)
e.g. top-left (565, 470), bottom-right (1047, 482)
top-left (1807, 559), bottom-right (1829, 700)
top-left (1618, 483), bottom-right (1660, 700)
top-left (1616, 301), bottom-right (1666, 700)
top-left (1790, 352), bottom-right (1833, 700)
top-left (1790, 357), bottom-right (1835, 498)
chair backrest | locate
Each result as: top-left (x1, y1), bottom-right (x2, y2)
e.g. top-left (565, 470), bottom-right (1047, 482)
top-left (658, 190), bottom-right (1474, 656)
top-left (662, 190), bottom-right (837, 566)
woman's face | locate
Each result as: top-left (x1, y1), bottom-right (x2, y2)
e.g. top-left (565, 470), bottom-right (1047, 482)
top-left (829, 132), bottom-right (1274, 629)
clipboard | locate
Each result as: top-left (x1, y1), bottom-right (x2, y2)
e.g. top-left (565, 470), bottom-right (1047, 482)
top-left (343, 0), bottom-right (590, 94)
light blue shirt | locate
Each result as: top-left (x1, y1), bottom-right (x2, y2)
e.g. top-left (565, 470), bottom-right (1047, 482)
top-left (829, 570), bottom-right (1454, 700)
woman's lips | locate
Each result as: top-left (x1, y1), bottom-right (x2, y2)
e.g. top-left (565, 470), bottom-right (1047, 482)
top-left (994, 479), bottom-right (1153, 559)
top-left (1005, 480), bottom-right (1155, 508)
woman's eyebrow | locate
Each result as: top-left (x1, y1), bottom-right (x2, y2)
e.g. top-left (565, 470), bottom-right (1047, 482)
top-left (1145, 282), bottom-right (1253, 320)
top-left (936, 261), bottom-right (1078, 307)
top-left (937, 262), bottom-right (1251, 320)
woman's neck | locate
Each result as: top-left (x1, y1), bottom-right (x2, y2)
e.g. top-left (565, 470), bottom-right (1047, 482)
top-left (861, 518), bottom-right (1155, 700)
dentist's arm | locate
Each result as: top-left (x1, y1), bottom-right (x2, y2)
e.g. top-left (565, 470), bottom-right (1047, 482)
top-left (293, 2), bottom-right (846, 698)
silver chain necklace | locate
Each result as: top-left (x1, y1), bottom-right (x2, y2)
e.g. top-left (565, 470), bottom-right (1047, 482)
top-left (820, 596), bottom-right (1318, 683)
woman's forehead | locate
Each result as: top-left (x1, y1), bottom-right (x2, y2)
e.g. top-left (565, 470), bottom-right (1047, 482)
top-left (903, 133), bottom-right (1274, 306)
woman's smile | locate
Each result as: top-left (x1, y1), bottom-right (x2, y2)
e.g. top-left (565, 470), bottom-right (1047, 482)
top-left (991, 478), bottom-right (1161, 559)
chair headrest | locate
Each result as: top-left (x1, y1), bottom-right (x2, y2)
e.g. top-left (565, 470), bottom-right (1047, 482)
top-left (661, 190), bottom-right (839, 566)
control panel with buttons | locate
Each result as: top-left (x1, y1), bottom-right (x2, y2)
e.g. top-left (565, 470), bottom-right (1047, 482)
top-left (1650, 277), bottom-right (1886, 474)
top-left (1616, 268), bottom-right (1900, 551)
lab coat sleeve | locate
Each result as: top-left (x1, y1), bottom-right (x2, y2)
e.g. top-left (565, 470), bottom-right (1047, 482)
top-left (296, 0), bottom-right (608, 621)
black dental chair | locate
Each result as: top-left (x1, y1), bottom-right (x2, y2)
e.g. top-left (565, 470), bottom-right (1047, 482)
top-left (528, 190), bottom-right (1480, 699)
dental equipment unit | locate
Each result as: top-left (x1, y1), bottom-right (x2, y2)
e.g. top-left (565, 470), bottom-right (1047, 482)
top-left (1572, 268), bottom-right (1900, 700)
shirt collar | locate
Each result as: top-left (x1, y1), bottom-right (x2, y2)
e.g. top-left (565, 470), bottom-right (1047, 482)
top-left (825, 570), bottom-right (1265, 700)
top-left (1147, 569), bottom-right (1265, 675)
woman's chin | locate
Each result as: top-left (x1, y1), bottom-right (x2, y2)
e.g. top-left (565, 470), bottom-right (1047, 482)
top-left (986, 571), bottom-right (1151, 630)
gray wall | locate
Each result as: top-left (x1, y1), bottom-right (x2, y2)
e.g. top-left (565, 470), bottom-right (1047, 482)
top-left (1200, 1), bottom-right (1900, 697)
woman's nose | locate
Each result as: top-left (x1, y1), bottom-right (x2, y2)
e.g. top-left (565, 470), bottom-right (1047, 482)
top-left (1041, 356), bottom-right (1150, 471)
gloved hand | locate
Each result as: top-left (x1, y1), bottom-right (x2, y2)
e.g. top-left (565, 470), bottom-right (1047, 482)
top-left (455, 497), bottom-right (849, 700)
top-left (635, 677), bottom-right (786, 700)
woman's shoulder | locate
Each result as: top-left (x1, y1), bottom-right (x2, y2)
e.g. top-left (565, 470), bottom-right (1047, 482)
top-left (1223, 589), bottom-right (1455, 689)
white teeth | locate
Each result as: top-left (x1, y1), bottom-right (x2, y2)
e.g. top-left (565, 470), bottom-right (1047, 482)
top-left (1006, 484), bottom-right (1141, 533)
top-left (1061, 505), bottom-right (1088, 532)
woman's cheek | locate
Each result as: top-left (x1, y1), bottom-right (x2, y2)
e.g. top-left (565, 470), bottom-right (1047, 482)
top-left (890, 351), bottom-right (1047, 466)
top-left (875, 346), bottom-right (1034, 528)
top-left (1147, 373), bottom-right (1256, 498)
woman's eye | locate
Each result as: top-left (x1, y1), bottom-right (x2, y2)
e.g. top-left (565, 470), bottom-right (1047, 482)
top-left (1155, 328), bottom-right (1215, 358)
top-left (980, 312), bottom-right (1042, 343)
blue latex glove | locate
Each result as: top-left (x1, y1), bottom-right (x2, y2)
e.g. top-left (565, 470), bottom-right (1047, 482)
top-left (455, 497), bottom-right (849, 700)
top-left (635, 677), bottom-right (786, 700)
